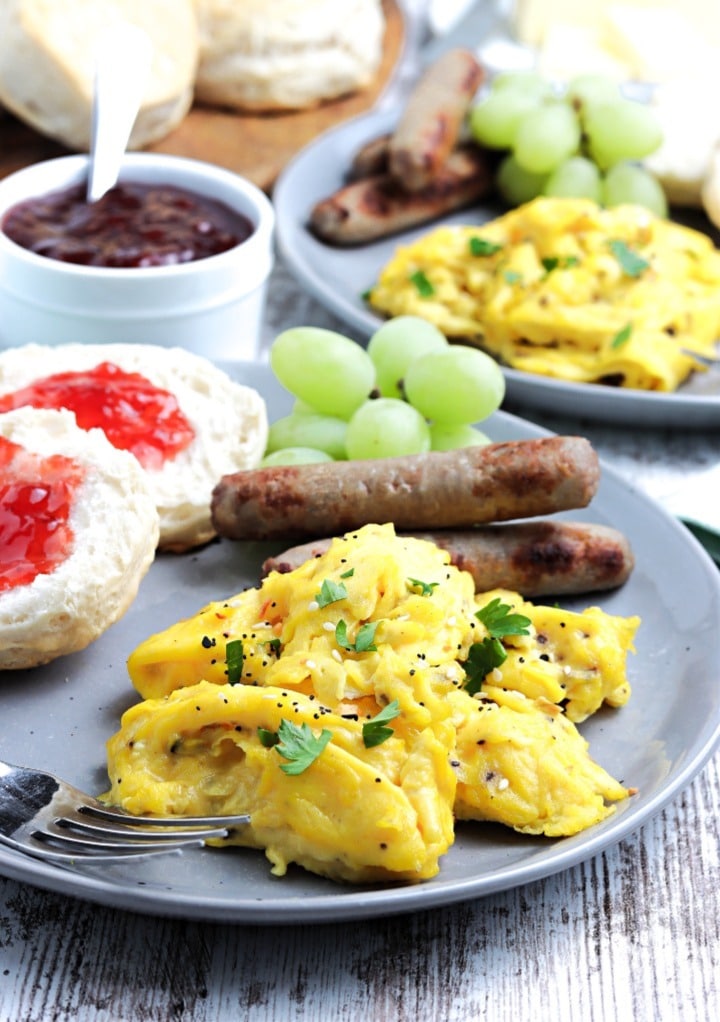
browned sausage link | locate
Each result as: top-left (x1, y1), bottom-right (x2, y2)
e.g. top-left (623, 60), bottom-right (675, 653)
top-left (347, 133), bottom-right (391, 180)
top-left (260, 521), bottom-right (634, 596)
top-left (211, 436), bottom-right (600, 542)
top-left (309, 144), bottom-right (494, 246)
top-left (388, 48), bottom-right (485, 192)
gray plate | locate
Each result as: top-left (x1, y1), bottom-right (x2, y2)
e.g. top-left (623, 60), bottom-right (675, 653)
top-left (273, 109), bottom-right (720, 429)
top-left (1, 362), bottom-right (719, 924)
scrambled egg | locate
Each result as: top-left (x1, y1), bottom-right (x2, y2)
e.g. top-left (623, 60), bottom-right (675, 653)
top-left (368, 197), bottom-right (720, 391)
top-left (106, 523), bottom-right (639, 884)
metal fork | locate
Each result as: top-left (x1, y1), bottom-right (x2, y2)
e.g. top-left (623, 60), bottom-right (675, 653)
top-left (0, 759), bottom-right (249, 864)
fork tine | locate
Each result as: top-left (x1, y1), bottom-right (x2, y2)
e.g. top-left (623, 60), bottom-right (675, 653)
top-left (51, 815), bottom-right (234, 842)
top-left (76, 803), bottom-right (251, 829)
top-left (0, 831), bottom-right (196, 864)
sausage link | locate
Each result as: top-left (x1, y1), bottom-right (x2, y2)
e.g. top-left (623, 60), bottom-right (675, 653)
top-left (211, 436), bottom-right (600, 542)
top-left (388, 49), bottom-right (485, 192)
top-left (309, 144), bottom-right (494, 246)
top-left (261, 521), bottom-right (634, 597)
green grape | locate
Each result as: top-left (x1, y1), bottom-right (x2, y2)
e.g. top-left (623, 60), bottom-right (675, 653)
top-left (602, 162), bottom-right (668, 218)
top-left (566, 74), bottom-right (620, 114)
top-left (403, 346), bottom-right (505, 426)
top-left (496, 154), bottom-right (549, 205)
top-left (469, 89), bottom-right (543, 149)
top-left (261, 447), bottom-right (334, 466)
top-left (266, 413), bottom-right (348, 460)
top-left (584, 99), bottom-right (663, 169)
top-left (345, 398), bottom-right (431, 460)
top-left (429, 422), bottom-right (491, 451)
top-left (367, 315), bottom-right (448, 398)
top-left (543, 156), bottom-right (603, 201)
top-left (513, 102), bottom-right (581, 174)
top-left (270, 327), bottom-right (376, 418)
top-left (291, 398), bottom-right (318, 416)
top-left (491, 70), bottom-right (554, 100)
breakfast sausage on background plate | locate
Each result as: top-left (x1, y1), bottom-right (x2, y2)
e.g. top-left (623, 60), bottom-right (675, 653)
top-left (309, 144), bottom-right (496, 245)
top-left (262, 520), bottom-right (635, 597)
top-left (388, 48), bottom-right (485, 191)
top-left (211, 436), bottom-right (600, 542)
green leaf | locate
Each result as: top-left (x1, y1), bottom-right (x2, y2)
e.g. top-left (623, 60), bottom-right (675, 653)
top-left (315, 578), bottom-right (348, 608)
top-left (275, 719), bottom-right (332, 775)
top-left (362, 699), bottom-right (401, 748)
top-left (264, 638), bottom-right (281, 656)
top-left (469, 236), bottom-right (503, 257)
top-left (609, 239), bottom-right (649, 277)
top-left (225, 639), bottom-right (244, 685)
top-left (611, 322), bottom-right (632, 349)
top-left (462, 638), bottom-right (508, 695)
top-left (335, 620), bottom-right (379, 653)
top-left (258, 727), bottom-right (279, 747)
top-left (475, 597), bottom-right (531, 638)
top-left (409, 269), bottom-right (435, 297)
top-left (406, 577), bottom-right (439, 597)
top-left (542, 254), bottom-right (580, 273)
top-left (340, 568), bottom-right (355, 578)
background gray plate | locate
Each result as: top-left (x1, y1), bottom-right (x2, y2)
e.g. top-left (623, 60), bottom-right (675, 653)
top-left (1, 362), bottom-right (719, 924)
top-left (273, 110), bottom-right (720, 429)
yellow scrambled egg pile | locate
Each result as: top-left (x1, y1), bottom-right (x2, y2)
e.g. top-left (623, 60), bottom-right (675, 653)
top-left (106, 523), bottom-right (639, 885)
top-left (368, 197), bottom-right (720, 391)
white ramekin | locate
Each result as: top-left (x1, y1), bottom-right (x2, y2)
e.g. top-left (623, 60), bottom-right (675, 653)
top-left (0, 153), bottom-right (275, 361)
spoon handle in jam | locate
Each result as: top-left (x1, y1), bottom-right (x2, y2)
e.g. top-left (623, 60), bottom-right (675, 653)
top-left (87, 23), bottom-right (153, 203)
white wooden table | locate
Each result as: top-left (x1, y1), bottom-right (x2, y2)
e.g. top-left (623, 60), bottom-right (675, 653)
top-left (1, 256), bottom-right (719, 1022)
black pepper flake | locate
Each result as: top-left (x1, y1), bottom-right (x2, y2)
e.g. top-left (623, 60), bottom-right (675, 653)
top-left (201, 635), bottom-right (216, 649)
top-left (375, 777), bottom-right (382, 783)
top-left (380, 843), bottom-right (387, 850)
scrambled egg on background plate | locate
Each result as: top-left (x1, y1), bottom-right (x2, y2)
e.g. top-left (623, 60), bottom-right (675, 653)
top-left (369, 197), bottom-right (720, 392)
top-left (106, 524), bottom-right (639, 886)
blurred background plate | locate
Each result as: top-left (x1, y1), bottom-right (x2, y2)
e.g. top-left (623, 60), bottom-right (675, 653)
top-left (273, 108), bottom-right (720, 429)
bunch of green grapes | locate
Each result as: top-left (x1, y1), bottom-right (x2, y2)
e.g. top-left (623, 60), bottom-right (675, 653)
top-left (262, 318), bottom-right (506, 465)
top-left (470, 70), bottom-right (667, 217)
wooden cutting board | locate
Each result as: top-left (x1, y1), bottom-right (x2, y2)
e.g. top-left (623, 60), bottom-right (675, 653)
top-left (0, 0), bottom-right (404, 193)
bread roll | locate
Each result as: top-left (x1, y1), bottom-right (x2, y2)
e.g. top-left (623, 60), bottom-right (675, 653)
top-left (0, 344), bottom-right (268, 552)
top-left (0, 406), bottom-right (159, 670)
top-left (0, 0), bottom-right (198, 150)
top-left (194, 0), bottom-right (385, 111)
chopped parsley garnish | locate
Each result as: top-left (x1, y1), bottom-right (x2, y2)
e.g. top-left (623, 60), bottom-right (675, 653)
top-left (258, 727), bottom-right (279, 747)
top-left (503, 269), bottom-right (523, 285)
top-left (362, 700), bottom-right (401, 748)
top-left (225, 639), bottom-right (244, 685)
top-left (264, 637), bottom-right (281, 656)
top-left (409, 269), bottom-right (435, 297)
top-left (335, 620), bottom-right (379, 653)
top-left (406, 577), bottom-right (439, 597)
top-left (611, 322), bottom-right (633, 349)
top-left (462, 638), bottom-right (508, 695)
top-left (609, 239), bottom-right (649, 277)
top-left (469, 236), bottom-right (503, 257)
top-left (340, 568), bottom-right (355, 578)
top-left (475, 597), bottom-right (532, 638)
top-left (315, 579), bottom-right (348, 607)
top-left (274, 719), bottom-right (332, 775)
top-left (542, 255), bottom-right (580, 273)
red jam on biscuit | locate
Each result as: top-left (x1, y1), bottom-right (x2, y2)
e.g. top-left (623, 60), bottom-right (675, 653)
top-left (0, 362), bottom-right (195, 470)
top-left (0, 436), bottom-right (83, 591)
